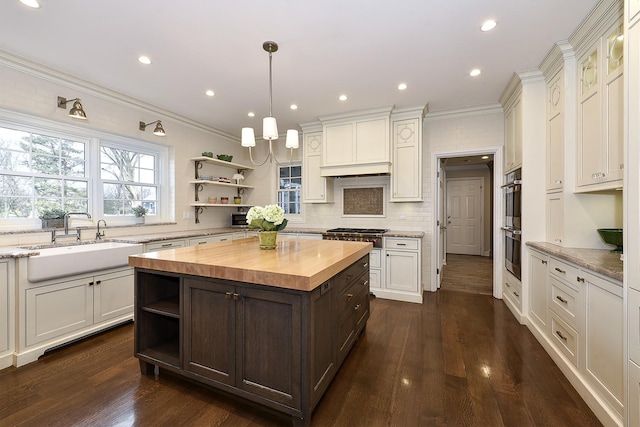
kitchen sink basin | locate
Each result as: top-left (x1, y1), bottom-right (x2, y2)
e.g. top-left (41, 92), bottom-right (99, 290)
top-left (26, 241), bottom-right (144, 282)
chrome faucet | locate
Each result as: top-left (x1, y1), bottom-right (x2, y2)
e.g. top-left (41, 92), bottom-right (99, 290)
top-left (63, 212), bottom-right (92, 240)
top-left (96, 219), bottom-right (107, 240)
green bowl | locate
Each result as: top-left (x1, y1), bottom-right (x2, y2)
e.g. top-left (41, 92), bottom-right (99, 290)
top-left (217, 154), bottom-right (233, 162)
top-left (597, 228), bottom-right (623, 252)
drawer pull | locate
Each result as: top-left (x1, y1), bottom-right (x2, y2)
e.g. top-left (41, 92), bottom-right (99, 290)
top-left (576, 277), bottom-right (585, 283)
top-left (513, 291), bottom-right (519, 297)
top-left (346, 293), bottom-right (354, 300)
top-left (396, 243), bottom-right (407, 246)
top-left (161, 243), bottom-right (172, 247)
top-left (362, 263), bottom-right (369, 268)
top-left (542, 260), bottom-right (548, 265)
top-left (505, 282), bottom-right (511, 288)
top-left (555, 330), bottom-right (568, 341)
top-left (362, 280), bottom-right (369, 287)
top-left (556, 295), bottom-right (568, 304)
top-left (354, 304), bottom-right (361, 311)
top-left (554, 267), bottom-right (566, 274)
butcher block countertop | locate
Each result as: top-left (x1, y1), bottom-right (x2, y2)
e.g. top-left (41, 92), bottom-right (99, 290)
top-left (128, 237), bottom-right (372, 292)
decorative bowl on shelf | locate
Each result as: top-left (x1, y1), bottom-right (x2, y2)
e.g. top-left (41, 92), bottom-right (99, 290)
top-left (597, 228), bottom-right (623, 252)
top-left (202, 151), bottom-right (213, 158)
top-left (217, 154), bottom-right (233, 162)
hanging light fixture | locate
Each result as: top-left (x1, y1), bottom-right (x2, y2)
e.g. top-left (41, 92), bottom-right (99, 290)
top-left (139, 120), bottom-right (166, 136)
top-left (57, 96), bottom-right (88, 120)
top-left (241, 41), bottom-right (299, 166)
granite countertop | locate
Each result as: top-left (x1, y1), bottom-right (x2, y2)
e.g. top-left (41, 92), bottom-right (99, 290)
top-left (527, 241), bottom-right (623, 283)
top-left (0, 226), bottom-right (425, 259)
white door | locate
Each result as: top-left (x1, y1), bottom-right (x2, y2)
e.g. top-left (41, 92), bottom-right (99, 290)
top-left (446, 178), bottom-right (483, 255)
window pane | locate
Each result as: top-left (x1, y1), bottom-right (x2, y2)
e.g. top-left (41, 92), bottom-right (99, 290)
top-left (65, 180), bottom-right (88, 198)
top-left (0, 197), bottom-right (32, 218)
top-left (31, 135), bottom-right (61, 155)
top-left (291, 178), bottom-right (301, 188)
top-left (0, 128), bottom-right (30, 151)
top-left (32, 154), bottom-right (59, 175)
top-left (280, 168), bottom-right (290, 178)
top-left (34, 178), bottom-right (61, 197)
top-left (139, 169), bottom-right (155, 184)
top-left (291, 166), bottom-right (301, 177)
top-left (61, 158), bottom-right (85, 176)
top-left (61, 140), bottom-right (85, 160)
top-left (66, 199), bottom-right (88, 212)
top-left (103, 199), bottom-right (123, 215)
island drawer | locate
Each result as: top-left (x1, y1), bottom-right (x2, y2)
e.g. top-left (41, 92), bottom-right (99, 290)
top-left (337, 270), bottom-right (369, 314)
top-left (333, 255), bottom-right (369, 292)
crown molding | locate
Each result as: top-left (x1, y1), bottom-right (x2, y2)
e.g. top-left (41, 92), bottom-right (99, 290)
top-left (425, 103), bottom-right (503, 121)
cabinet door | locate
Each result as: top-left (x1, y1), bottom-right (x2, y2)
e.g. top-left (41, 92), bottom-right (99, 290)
top-left (603, 23), bottom-right (624, 184)
top-left (303, 131), bottom-right (331, 203)
top-left (504, 106), bottom-right (515, 171)
top-left (355, 118), bottom-right (388, 163)
top-left (386, 250), bottom-right (419, 292)
top-left (529, 251), bottom-right (548, 330)
top-left (183, 278), bottom-right (236, 385)
top-left (547, 71), bottom-right (564, 191)
top-left (0, 261), bottom-right (8, 353)
top-left (546, 193), bottom-right (563, 245)
top-left (391, 118), bottom-right (422, 201)
top-left (584, 272), bottom-right (623, 413)
top-left (26, 277), bottom-right (93, 346)
top-left (577, 47), bottom-right (602, 187)
top-left (629, 360), bottom-right (640, 427)
top-left (236, 286), bottom-right (301, 408)
top-left (629, 288), bottom-right (640, 366)
top-left (93, 269), bottom-right (134, 323)
top-left (309, 283), bottom-right (336, 406)
top-left (513, 98), bottom-right (523, 170)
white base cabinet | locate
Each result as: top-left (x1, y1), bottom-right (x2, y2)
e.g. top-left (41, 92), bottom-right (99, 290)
top-left (523, 248), bottom-right (623, 427)
top-left (381, 237), bottom-right (422, 304)
top-left (16, 264), bottom-right (135, 367)
top-left (0, 259), bottom-right (14, 370)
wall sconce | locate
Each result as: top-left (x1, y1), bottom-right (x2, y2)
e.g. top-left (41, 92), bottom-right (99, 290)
top-left (57, 96), bottom-right (87, 120)
top-left (139, 120), bottom-right (166, 136)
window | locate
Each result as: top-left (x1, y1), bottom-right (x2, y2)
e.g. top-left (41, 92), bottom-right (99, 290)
top-left (278, 164), bottom-right (301, 215)
top-left (0, 126), bottom-right (88, 218)
top-left (100, 145), bottom-right (158, 216)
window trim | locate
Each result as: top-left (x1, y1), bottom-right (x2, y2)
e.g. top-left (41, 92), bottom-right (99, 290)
top-left (276, 162), bottom-right (304, 223)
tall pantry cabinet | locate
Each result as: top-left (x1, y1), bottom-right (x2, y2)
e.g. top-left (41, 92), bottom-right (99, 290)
top-left (625, 1), bottom-right (640, 427)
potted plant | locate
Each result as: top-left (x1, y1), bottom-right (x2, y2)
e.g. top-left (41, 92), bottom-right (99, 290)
top-left (246, 204), bottom-right (288, 249)
top-left (132, 205), bottom-right (148, 224)
top-left (39, 207), bottom-right (68, 229)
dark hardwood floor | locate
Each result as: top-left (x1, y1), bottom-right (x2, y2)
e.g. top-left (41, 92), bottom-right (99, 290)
top-left (0, 291), bottom-right (601, 427)
top-left (440, 254), bottom-right (494, 295)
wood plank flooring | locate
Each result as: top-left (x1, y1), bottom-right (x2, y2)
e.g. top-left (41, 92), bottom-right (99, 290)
top-left (0, 291), bottom-right (601, 426)
top-left (440, 254), bottom-right (494, 295)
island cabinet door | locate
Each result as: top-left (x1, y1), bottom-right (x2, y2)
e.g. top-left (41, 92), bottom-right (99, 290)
top-left (236, 286), bottom-right (302, 409)
top-left (183, 278), bottom-right (237, 386)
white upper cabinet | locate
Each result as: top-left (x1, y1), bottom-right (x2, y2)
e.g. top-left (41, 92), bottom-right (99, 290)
top-left (301, 125), bottom-right (333, 203)
top-left (504, 91), bottom-right (523, 173)
top-left (546, 69), bottom-right (564, 192)
top-left (390, 106), bottom-right (426, 202)
top-left (576, 20), bottom-right (624, 191)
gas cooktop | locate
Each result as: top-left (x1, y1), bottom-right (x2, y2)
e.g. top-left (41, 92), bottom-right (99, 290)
top-left (325, 228), bottom-right (389, 234)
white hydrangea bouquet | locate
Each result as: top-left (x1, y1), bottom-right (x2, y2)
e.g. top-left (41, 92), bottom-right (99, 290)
top-left (246, 204), bottom-right (288, 232)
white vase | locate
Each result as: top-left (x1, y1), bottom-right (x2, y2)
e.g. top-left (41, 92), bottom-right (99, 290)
top-left (135, 216), bottom-right (145, 224)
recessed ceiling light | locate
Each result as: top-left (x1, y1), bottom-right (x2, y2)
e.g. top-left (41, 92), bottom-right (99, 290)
top-left (480, 20), bottom-right (497, 32)
top-left (248, 112), bottom-right (255, 118)
top-left (398, 83), bottom-right (408, 90)
top-left (138, 56), bottom-right (152, 65)
top-left (481, 155), bottom-right (489, 159)
top-left (290, 104), bottom-right (298, 110)
top-left (19, 0), bottom-right (40, 8)
top-left (205, 90), bottom-right (215, 97)
top-left (469, 68), bottom-right (482, 77)
top-left (339, 94), bottom-right (348, 102)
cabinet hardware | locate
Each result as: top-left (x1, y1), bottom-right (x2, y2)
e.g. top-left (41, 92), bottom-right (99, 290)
top-left (161, 243), bottom-right (172, 247)
top-left (514, 291), bottom-right (519, 297)
top-left (396, 243), bottom-right (407, 246)
top-left (556, 295), bottom-right (568, 304)
top-left (362, 280), bottom-right (369, 287)
top-left (554, 267), bottom-right (566, 274)
top-left (233, 293), bottom-right (239, 300)
top-left (505, 282), bottom-right (511, 288)
top-left (354, 304), bottom-right (361, 311)
top-left (225, 292), bottom-right (232, 299)
top-left (88, 281), bottom-right (94, 286)
top-left (346, 293), bottom-right (354, 300)
top-left (362, 263), bottom-right (368, 268)
top-left (96, 280), bottom-right (101, 285)
top-left (555, 330), bottom-right (568, 341)
top-left (542, 260), bottom-right (548, 265)
top-left (576, 277), bottom-right (585, 283)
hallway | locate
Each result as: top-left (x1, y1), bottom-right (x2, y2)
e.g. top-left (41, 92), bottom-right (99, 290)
top-left (440, 253), bottom-right (494, 295)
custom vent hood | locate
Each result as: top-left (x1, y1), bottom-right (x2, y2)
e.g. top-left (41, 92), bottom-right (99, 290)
top-left (319, 106), bottom-right (393, 177)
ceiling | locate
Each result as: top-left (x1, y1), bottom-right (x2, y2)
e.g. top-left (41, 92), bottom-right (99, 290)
top-left (0, 0), bottom-right (600, 139)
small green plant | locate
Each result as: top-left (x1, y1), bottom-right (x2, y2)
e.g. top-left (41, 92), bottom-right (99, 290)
top-left (38, 207), bottom-right (68, 219)
top-left (132, 205), bottom-right (148, 217)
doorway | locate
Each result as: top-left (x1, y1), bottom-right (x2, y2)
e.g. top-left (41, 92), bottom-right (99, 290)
top-left (433, 149), bottom-right (503, 298)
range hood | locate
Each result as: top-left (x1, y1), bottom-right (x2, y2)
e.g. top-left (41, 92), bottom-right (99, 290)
top-left (320, 162), bottom-right (391, 177)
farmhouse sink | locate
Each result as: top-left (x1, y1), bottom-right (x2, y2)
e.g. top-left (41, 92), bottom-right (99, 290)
top-left (25, 241), bottom-right (144, 282)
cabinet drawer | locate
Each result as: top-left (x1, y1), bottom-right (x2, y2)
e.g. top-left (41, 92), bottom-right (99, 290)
top-left (145, 240), bottom-right (186, 252)
top-left (385, 238), bottom-right (418, 251)
top-left (333, 255), bottom-right (369, 292)
top-left (549, 277), bottom-right (579, 329)
top-left (550, 312), bottom-right (579, 367)
top-left (337, 272), bottom-right (369, 314)
top-left (503, 274), bottom-right (522, 307)
top-left (549, 258), bottom-right (580, 284)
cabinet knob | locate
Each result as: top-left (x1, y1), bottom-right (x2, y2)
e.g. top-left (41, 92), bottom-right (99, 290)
top-left (96, 280), bottom-right (101, 285)
top-left (346, 293), bottom-right (354, 300)
top-left (225, 292), bottom-right (232, 299)
top-left (576, 277), bottom-right (585, 283)
top-left (354, 304), bottom-right (361, 311)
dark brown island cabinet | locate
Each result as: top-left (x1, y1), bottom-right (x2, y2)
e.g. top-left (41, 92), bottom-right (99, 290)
top-left (132, 239), bottom-right (371, 427)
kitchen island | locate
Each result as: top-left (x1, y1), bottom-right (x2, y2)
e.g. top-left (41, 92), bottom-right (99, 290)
top-left (128, 237), bottom-right (372, 426)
